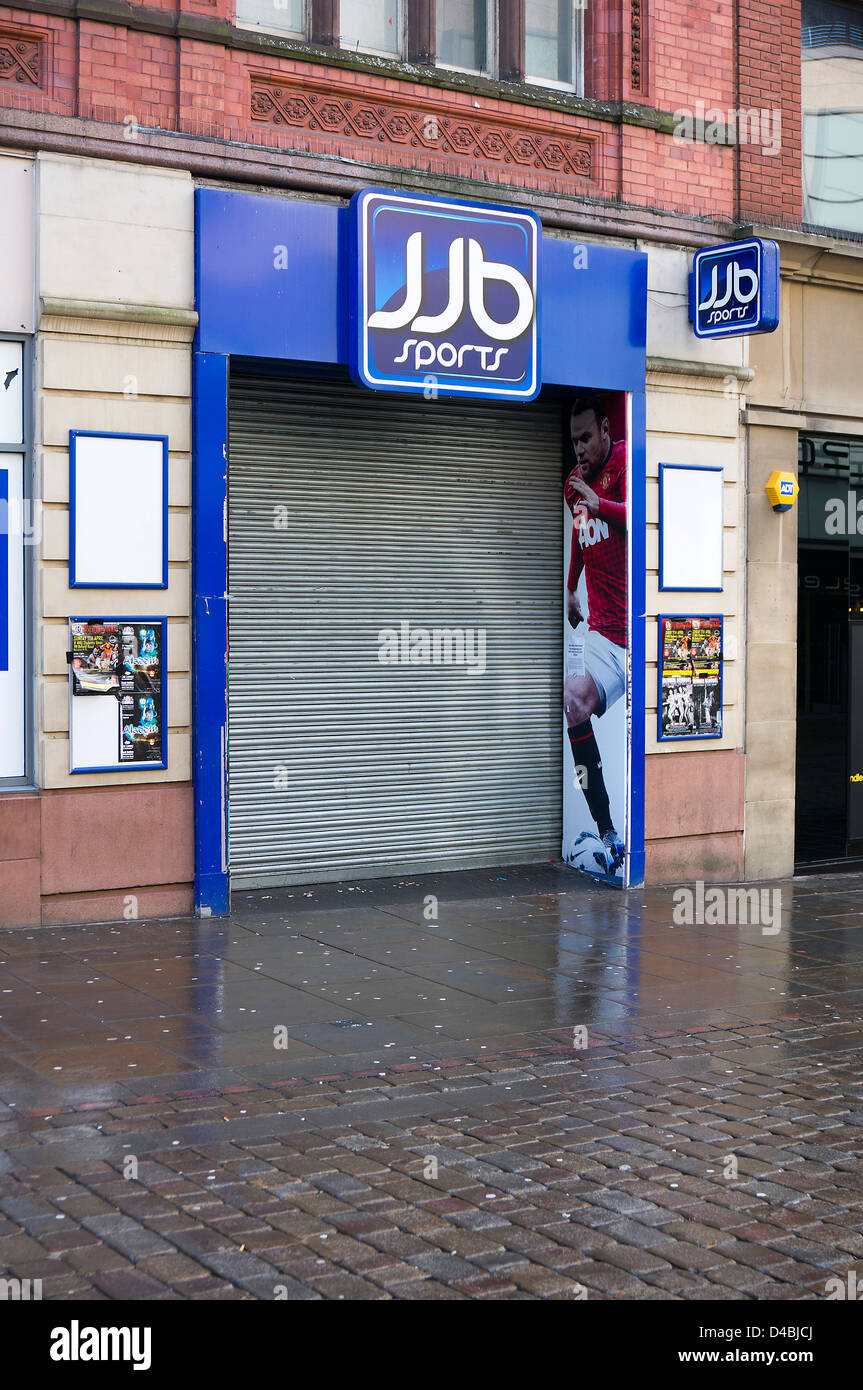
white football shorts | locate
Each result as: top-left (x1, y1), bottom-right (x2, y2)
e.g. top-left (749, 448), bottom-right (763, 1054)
top-left (583, 627), bottom-right (626, 717)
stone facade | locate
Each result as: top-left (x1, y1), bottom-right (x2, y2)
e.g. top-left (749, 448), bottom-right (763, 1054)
top-left (0, 0), bottom-right (850, 919)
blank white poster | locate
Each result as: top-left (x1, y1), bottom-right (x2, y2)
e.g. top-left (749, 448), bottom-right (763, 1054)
top-left (659, 465), bottom-right (724, 591)
top-left (70, 688), bottom-right (122, 772)
top-left (71, 433), bottom-right (167, 587)
top-left (0, 343), bottom-right (23, 444)
top-left (0, 454), bottom-right (25, 778)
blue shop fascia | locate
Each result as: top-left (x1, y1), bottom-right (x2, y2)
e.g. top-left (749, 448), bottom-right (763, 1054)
top-left (191, 184), bottom-right (649, 914)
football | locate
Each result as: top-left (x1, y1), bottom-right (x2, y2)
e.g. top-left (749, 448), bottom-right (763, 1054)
top-left (566, 832), bottom-right (608, 876)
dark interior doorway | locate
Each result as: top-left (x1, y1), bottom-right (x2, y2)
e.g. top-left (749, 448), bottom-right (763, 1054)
top-left (796, 432), bottom-right (863, 867)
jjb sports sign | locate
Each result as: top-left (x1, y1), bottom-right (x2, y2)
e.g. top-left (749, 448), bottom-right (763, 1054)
top-left (690, 238), bottom-right (780, 339)
top-left (349, 189), bottom-right (540, 400)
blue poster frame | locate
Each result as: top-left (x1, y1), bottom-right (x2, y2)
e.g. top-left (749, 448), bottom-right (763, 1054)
top-left (69, 615), bottom-right (168, 773)
top-left (657, 614), bottom-right (724, 743)
top-left (658, 462), bottom-right (725, 593)
top-left (69, 430), bottom-right (169, 590)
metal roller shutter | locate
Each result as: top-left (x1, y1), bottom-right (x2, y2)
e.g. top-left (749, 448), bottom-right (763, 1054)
top-left (228, 372), bottom-right (562, 887)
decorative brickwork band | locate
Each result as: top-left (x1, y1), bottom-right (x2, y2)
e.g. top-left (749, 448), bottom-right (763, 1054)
top-left (0, 29), bottom-right (41, 86)
top-left (250, 73), bottom-right (597, 186)
top-left (631, 0), bottom-right (644, 93)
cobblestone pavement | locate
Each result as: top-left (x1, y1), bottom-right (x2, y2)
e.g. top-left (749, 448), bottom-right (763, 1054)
top-left (2, 865), bottom-right (863, 1300)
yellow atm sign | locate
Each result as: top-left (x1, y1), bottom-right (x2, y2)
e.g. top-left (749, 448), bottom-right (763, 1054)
top-left (766, 470), bottom-right (799, 512)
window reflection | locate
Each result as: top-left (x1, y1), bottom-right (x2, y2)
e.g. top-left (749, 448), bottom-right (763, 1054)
top-left (341, 0), bottom-right (401, 55)
top-left (803, 0), bottom-right (863, 234)
top-left (237, 0), bottom-right (305, 36)
top-left (437, 0), bottom-right (488, 73)
top-left (526, 0), bottom-right (574, 87)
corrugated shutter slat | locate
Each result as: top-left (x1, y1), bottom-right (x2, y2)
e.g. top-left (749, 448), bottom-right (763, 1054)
top-left (228, 374), bottom-right (562, 887)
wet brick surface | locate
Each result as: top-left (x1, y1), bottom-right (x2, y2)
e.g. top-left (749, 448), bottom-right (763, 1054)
top-left (1, 864), bottom-right (863, 1299)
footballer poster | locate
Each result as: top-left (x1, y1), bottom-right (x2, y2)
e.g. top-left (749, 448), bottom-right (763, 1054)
top-left (659, 616), bottom-right (723, 740)
top-left (562, 392), bottom-right (629, 883)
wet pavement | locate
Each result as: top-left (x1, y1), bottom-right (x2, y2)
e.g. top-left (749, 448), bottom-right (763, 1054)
top-left (2, 863), bottom-right (863, 1300)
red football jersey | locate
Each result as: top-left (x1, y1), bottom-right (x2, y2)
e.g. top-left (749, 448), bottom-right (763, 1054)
top-left (566, 439), bottom-right (627, 648)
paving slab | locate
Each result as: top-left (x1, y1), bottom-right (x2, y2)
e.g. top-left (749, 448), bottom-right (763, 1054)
top-left (1, 863), bottom-right (863, 1300)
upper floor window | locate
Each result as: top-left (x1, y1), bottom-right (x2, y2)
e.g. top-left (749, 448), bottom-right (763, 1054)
top-left (525, 0), bottom-right (577, 89)
top-left (237, 0), bottom-right (306, 38)
top-left (341, 0), bottom-right (402, 55)
top-left (802, 0), bottom-right (863, 234)
top-left (436, 0), bottom-right (491, 76)
top-left (237, 0), bottom-right (584, 94)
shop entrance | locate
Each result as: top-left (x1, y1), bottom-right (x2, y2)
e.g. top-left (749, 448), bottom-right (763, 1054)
top-left (796, 431), bottom-right (863, 866)
top-left (191, 186), bottom-right (648, 913)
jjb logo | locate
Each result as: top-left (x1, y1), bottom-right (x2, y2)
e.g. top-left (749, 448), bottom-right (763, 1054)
top-left (350, 189), bottom-right (540, 400)
top-left (691, 238), bottom-right (779, 339)
top-left (368, 235), bottom-right (534, 347)
top-left (698, 260), bottom-right (758, 319)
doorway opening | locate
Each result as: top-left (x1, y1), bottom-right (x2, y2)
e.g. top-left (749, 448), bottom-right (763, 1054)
top-left (796, 430), bottom-right (863, 867)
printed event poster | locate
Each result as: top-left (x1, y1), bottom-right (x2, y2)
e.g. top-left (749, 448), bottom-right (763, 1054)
top-left (562, 391), bottom-right (629, 884)
top-left (659, 616), bottom-right (723, 740)
top-left (70, 620), bottom-right (121, 695)
top-left (119, 692), bottom-right (163, 762)
top-left (119, 622), bottom-right (161, 695)
top-left (118, 623), bottom-right (163, 763)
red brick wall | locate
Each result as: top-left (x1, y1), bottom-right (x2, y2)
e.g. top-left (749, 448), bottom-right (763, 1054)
top-left (180, 37), bottom-right (227, 135)
top-left (0, 1), bottom-right (803, 236)
top-left (585, 0), bottom-right (622, 102)
top-left (738, 0), bottom-right (802, 224)
top-left (622, 123), bottom-right (734, 217)
top-left (651, 0), bottom-right (735, 115)
top-left (126, 30), bottom-right (179, 127)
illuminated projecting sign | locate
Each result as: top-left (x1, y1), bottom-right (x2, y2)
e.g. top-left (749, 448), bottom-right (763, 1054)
top-left (349, 188), bottom-right (540, 400)
top-left (690, 238), bottom-right (780, 339)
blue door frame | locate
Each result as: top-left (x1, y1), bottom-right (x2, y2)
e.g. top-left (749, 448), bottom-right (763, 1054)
top-left (192, 351), bottom-right (229, 917)
top-left (192, 189), bottom-right (648, 916)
